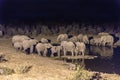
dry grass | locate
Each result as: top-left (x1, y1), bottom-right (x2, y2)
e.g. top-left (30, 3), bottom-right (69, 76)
top-left (0, 38), bottom-right (75, 80)
top-left (14, 64), bottom-right (32, 74)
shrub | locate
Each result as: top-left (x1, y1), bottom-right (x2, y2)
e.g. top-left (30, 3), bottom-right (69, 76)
top-left (71, 65), bottom-right (93, 80)
top-left (0, 67), bottom-right (14, 75)
top-left (14, 65), bottom-right (32, 74)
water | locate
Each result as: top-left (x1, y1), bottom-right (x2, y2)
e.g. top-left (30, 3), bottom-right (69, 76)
top-left (69, 46), bottom-right (120, 74)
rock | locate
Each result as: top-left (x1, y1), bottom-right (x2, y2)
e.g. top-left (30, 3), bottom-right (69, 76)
top-left (0, 54), bottom-right (7, 62)
top-left (68, 63), bottom-right (77, 70)
top-left (90, 72), bottom-right (102, 80)
top-left (0, 69), bottom-right (4, 74)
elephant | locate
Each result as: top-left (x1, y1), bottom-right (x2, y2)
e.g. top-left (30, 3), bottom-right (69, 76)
top-left (90, 37), bottom-right (101, 46)
top-left (82, 35), bottom-right (89, 44)
top-left (51, 46), bottom-right (62, 57)
top-left (77, 34), bottom-right (83, 42)
top-left (40, 38), bottom-right (49, 43)
top-left (77, 34), bottom-right (89, 44)
top-left (75, 42), bottom-right (86, 56)
top-left (100, 35), bottom-right (114, 47)
top-left (60, 41), bottom-right (75, 56)
top-left (13, 42), bottom-right (23, 51)
top-left (22, 39), bottom-right (38, 54)
top-left (0, 31), bottom-right (4, 37)
top-left (12, 35), bottom-right (30, 44)
top-left (36, 43), bottom-right (52, 56)
top-left (57, 34), bottom-right (68, 42)
top-left (68, 36), bottom-right (78, 42)
top-left (98, 32), bottom-right (109, 36)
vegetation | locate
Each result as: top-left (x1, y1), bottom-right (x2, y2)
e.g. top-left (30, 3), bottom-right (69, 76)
top-left (14, 65), bottom-right (32, 74)
top-left (0, 36), bottom-right (120, 80)
top-left (0, 67), bottom-right (14, 75)
top-left (0, 23), bottom-right (119, 37)
top-left (71, 65), bottom-right (93, 80)
top-left (0, 64), bottom-right (32, 75)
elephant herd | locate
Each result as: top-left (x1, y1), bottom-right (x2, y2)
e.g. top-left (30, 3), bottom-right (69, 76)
top-left (90, 32), bottom-right (114, 47)
top-left (57, 32), bottom-right (114, 47)
top-left (12, 32), bottom-right (114, 57)
top-left (12, 34), bottom-right (86, 57)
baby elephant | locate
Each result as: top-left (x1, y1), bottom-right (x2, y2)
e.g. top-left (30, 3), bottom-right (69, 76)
top-left (36, 43), bottom-right (52, 56)
top-left (51, 46), bottom-right (62, 57)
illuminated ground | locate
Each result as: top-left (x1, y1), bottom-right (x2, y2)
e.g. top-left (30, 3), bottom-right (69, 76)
top-left (0, 36), bottom-right (120, 80)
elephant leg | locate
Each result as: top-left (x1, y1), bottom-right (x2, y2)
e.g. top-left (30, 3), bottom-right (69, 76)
top-left (30, 46), bottom-right (33, 53)
top-left (75, 52), bottom-right (78, 56)
top-left (58, 51), bottom-right (60, 57)
top-left (37, 50), bottom-right (41, 56)
top-left (102, 42), bottom-right (105, 46)
top-left (51, 51), bottom-right (54, 57)
top-left (64, 51), bottom-right (66, 56)
top-left (43, 49), bottom-right (47, 57)
top-left (22, 47), bottom-right (25, 52)
top-left (82, 51), bottom-right (84, 56)
top-left (71, 50), bottom-right (74, 56)
top-left (63, 49), bottom-right (66, 56)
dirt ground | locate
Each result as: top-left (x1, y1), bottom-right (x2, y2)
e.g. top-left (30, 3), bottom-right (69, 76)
top-left (0, 36), bottom-right (120, 80)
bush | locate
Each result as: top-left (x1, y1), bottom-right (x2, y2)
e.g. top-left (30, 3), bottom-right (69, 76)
top-left (41, 25), bottom-right (52, 35)
top-left (0, 67), bottom-right (14, 75)
top-left (14, 65), bottom-right (32, 74)
top-left (71, 65), bottom-right (93, 80)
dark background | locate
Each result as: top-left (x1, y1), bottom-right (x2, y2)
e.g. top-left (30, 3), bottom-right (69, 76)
top-left (0, 0), bottom-right (120, 23)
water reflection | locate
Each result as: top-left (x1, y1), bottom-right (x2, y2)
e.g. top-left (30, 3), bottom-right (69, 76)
top-left (67, 46), bottom-right (120, 74)
top-left (89, 46), bottom-right (113, 59)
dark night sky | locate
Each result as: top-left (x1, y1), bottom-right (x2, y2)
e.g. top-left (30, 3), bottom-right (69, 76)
top-left (0, 0), bottom-right (120, 23)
